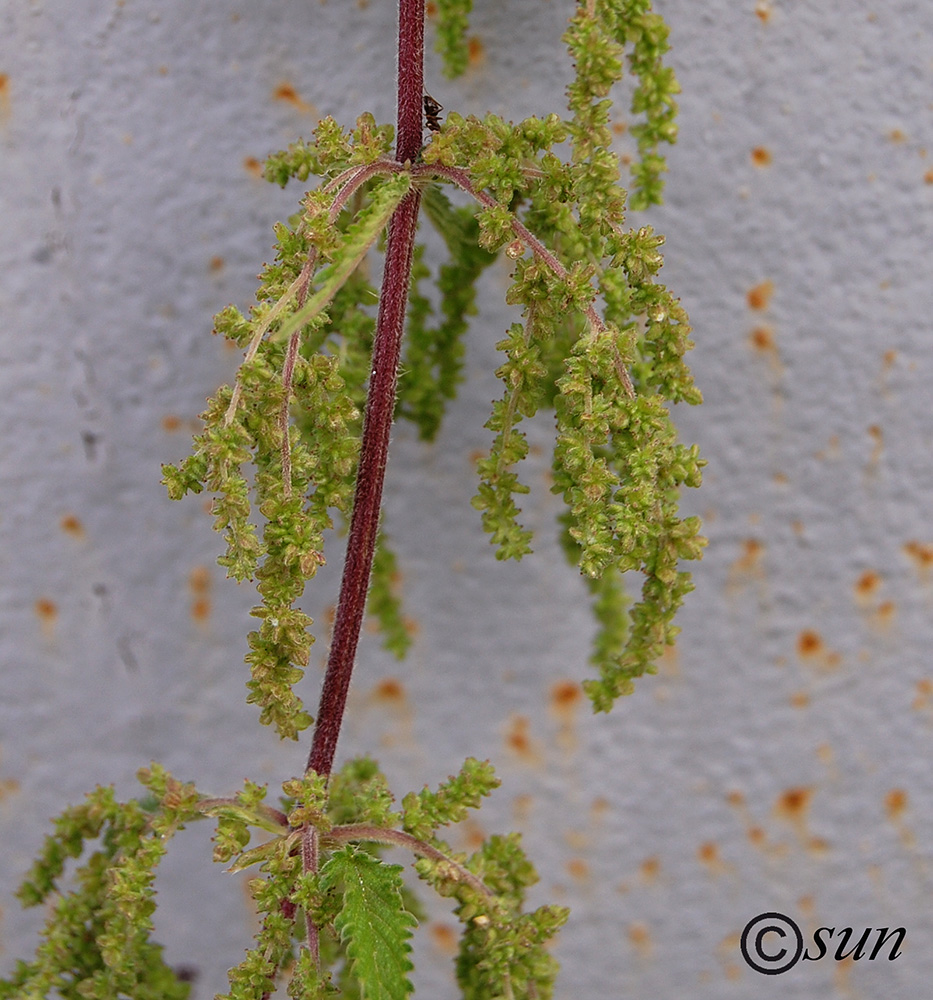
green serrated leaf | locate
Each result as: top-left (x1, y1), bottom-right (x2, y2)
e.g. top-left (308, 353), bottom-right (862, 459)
top-left (320, 847), bottom-right (416, 1000)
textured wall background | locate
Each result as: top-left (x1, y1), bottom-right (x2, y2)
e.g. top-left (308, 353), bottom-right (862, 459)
top-left (2, 1), bottom-right (931, 997)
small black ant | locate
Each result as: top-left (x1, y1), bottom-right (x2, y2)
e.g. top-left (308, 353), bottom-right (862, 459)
top-left (423, 94), bottom-right (444, 134)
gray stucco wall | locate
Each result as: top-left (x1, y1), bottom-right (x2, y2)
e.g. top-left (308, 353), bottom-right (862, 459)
top-left (2, 1), bottom-right (931, 997)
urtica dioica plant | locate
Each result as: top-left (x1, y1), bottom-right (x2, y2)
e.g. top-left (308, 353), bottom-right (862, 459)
top-left (2, 1), bottom-right (704, 997)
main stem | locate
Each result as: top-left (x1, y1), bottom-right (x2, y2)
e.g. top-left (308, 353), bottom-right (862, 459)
top-left (306, 0), bottom-right (425, 777)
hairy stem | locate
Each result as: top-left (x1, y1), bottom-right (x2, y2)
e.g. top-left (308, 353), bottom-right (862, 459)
top-left (306, 0), bottom-right (425, 779)
top-left (394, 0), bottom-right (427, 167)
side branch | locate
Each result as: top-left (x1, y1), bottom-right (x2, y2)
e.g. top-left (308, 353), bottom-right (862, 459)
top-left (323, 823), bottom-right (495, 900)
top-left (196, 797), bottom-right (289, 830)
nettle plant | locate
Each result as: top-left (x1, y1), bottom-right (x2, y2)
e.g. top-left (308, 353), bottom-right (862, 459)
top-left (3, 1), bottom-right (704, 997)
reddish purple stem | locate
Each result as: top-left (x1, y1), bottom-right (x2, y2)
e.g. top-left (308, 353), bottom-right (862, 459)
top-left (306, 0), bottom-right (425, 777)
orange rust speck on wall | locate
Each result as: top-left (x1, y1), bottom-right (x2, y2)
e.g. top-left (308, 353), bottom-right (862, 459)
top-left (60, 514), bottom-right (85, 539)
top-left (749, 325), bottom-right (775, 352)
top-left (833, 957), bottom-right (855, 994)
top-left (749, 323), bottom-right (784, 380)
top-left (814, 433), bottom-right (842, 462)
top-left (243, 156), bottom-right (263, 178)
top-left (274, 82), bottom-right (300, 103)
top-left (189, 566), bottom-right (211, 594)
top-left (751, 146), bottom-right (773, 167)
top-left (912, 678), bottom-right (933, 711)
top-left (512, 793), bottom-right (534, 822)
top-left (373, 677), bottom-right (405, 703)
top-left (796, 629), bottom-right (823, 657)
top-left (903, 540), bottom-right (933, 574)
top-left (627, 922), bottom-right (653, 957)
top-left (273, 82), bottom-right (315, 114)
top-left (189, 566), bottom-right (211, 623)
top-left (925, 168), bottom-right (933, 184)
top-left (550, 680), bottom-right (582, 712)
top-left (429, 922), bottom-right (457, 954)
top-left (797, 629), bottom-right (842, 670)
top-left (0, 73), bottom-right (10, 123)
top-left (0, 776), bottom-right (21, 801)
top-left (723, 963), bottom-right (742, 983)
top-left (775, 787), bottom-right (817, 844)
top-left (590, 796), bottom-right (610, 821)
top-left (458, 818), bottom-right (487, 852)
top-left (504, 714), bottom-right (541, 764)
top-left (854, 570), bottom-right (882, 602)
top-left (565, 858), bottom-right (589, 882)
top-left (776, 786), bottom-right (813, 821)
top-left (697, 842), bottom-right (719, 866)
top-left (35, 597), bottom-right (58, 639)
top-left (191, 597), bottom-right (211, 623)
top-left (884, 788), bottom-right (908, 820)
top-left (872, 600), bottom-right (896, 628)
top-left (797, 895), bottom-right (815, 918)
top-left (639, 856), bottom-right (660, 882)
top-left (425, 1), bottom-right (438, 17)
top-left (747, 825), bottom-right (766, 847)
top-left (550, 680), bottom-right (583, 750)
top-left (506, 715), bottom-right (531, 754)
top-left (35, 598), bottom-right (58, 624)
top-left (807, 835), bottom-right (830, 856)
top-left (735, 538), bottom-right (764, 573)
top-left (563, 829), bottom-right (589, 851)
top-left (209, 256), bottom-right (225, 274)
top-left (467, 36), bottom-right (484, 65)
top-left (747, 280), bottom-right (775, 310)
top-left (755, 1), bottom-right (773, 22)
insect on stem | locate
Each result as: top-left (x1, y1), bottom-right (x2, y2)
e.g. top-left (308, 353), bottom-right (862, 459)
top-left (423, 93), bottom-right (443, 133)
